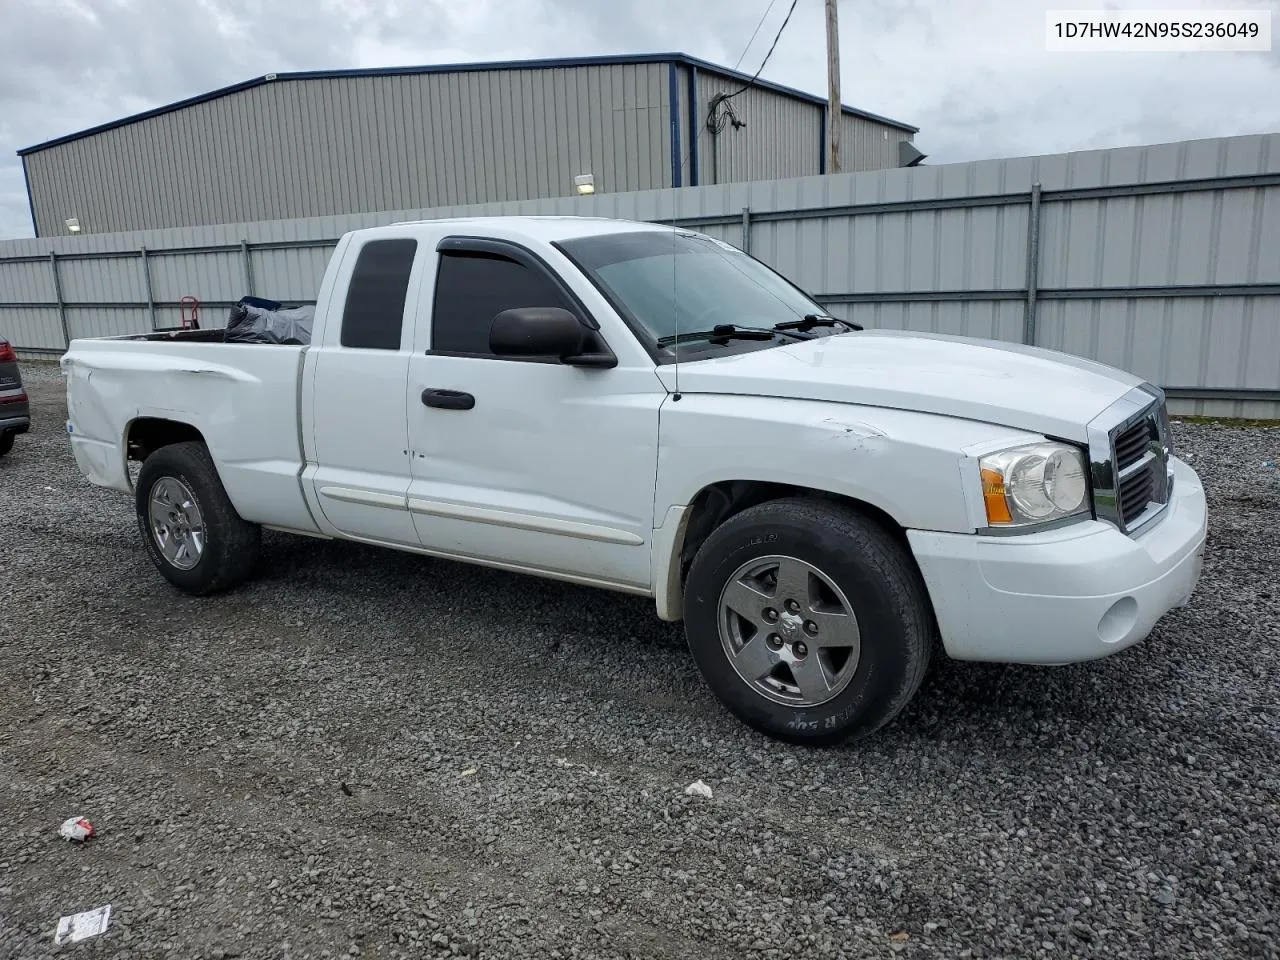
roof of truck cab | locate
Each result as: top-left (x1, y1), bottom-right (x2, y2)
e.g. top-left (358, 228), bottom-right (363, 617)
top-left (380, 215), bottom-right (676, 242)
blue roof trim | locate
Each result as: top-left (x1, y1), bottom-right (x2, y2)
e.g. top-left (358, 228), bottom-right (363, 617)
top-left (20, 156), bottom-right (39, 237)
top-left (18, 75), bottom-right (280, 156)
top-left (668, 63), bottom-right (682, 189)
top-left (688, 66), bottom-right (700, 187)
top-left (16, 52), bottom-right (917, 157)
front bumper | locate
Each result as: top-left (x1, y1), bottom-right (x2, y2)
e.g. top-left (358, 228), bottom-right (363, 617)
top-left (908, 456), bottom-right (1207, 665)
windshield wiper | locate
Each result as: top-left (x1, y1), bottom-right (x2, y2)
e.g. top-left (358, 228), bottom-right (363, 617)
top-left (773, 313), bottom-right (864, 333)
top-left (656, 323), bottom-right (809, 347)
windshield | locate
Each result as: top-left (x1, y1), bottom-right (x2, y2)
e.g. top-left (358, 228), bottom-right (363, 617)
top-left (557, 230), bottom-right (831, 355)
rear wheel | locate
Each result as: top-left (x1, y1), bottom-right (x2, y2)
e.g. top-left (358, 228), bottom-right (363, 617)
top-left (134, 441), bottom-right (260, 595)
top-left (0, 432), bottom-right (13, 457)
top-left (683, 497), bottom-right (935, 745)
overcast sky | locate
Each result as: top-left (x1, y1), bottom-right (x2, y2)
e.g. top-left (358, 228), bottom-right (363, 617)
top-left (1, 0), bottom-right (1277, 239)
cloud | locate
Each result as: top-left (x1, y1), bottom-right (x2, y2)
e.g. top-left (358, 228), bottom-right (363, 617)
top-left (1, 0), bottom-right (1277, 238)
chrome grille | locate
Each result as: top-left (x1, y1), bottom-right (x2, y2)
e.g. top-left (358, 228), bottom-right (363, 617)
top-left (1087, 385), bottom-right (1174, 536)
top-left (1119, 464), bottom-right (1157, 523)
top-left (1114, 419), bottom-right (1154, 470)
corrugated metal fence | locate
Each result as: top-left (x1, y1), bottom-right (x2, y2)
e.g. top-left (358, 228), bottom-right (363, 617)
top-left (3, 132), bottom-right (1278, 418)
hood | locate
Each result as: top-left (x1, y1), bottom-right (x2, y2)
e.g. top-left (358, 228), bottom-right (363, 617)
top-left (656, 330), bottom-right (1145, 443)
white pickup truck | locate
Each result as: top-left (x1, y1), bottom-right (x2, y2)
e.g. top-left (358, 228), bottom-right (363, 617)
top-left (62, 216), bottom-right (1208, 744)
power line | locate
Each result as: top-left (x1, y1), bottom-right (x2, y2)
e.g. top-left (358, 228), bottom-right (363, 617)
top-left (701, 0), bottom-right (798, 145)
top-left (720, 0), bottom-right (799, 104)
top-left (679, 0), bottom-right (800, 184)
top-left (733, 0), bottom-right (780, 71)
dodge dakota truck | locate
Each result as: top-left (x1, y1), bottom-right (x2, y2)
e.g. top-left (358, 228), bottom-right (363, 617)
top-left (61, 216), bottom-right (1208, 744)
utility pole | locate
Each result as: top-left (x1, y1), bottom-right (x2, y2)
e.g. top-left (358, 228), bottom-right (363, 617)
top-left (825, 0), bottom-right (842, 174)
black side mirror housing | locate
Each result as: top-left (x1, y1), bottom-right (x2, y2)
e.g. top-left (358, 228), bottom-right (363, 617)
top-left (489, 308), bottom-right (616, 368)
top-left (490, 307), bottom-right (584, 357)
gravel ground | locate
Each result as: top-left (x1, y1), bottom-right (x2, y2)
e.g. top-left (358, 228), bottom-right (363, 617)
top-left (1, 360), bottom-right (1277, 960)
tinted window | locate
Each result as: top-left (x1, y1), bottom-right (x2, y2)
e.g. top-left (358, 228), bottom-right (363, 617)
top-left (431, 251), bottom-right (576, 354)
top-left (340, 238), bottom-right (418, 350)
top-left (559, 231), bottom-right (824, 347)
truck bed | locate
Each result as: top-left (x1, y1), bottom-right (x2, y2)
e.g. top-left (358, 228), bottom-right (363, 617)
top-left (114, 328), bottom-right (233, 344)
top-left (62, 337), bottom-right (318, 534)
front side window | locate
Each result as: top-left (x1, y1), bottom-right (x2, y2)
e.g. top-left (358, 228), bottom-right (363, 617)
top-left (557, 230), bottom-right (829, 356)
top-left (431, 251), bottom-right (578, 355)
top-left (340, 238), bottom-right (418, 350)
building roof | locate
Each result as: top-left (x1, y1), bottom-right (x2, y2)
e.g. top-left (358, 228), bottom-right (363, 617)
top-left (16, 52), bottom-right (918, 157)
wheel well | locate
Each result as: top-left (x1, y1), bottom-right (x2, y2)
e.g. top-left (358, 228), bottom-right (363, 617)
top-left (126, 418), bottom-right (205, 462)
top-left (677, 480), bottom-right (911, 587)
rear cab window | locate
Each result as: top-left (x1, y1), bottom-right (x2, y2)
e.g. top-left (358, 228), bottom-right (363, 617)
top-left (340, 238), bottom-right (418, 350)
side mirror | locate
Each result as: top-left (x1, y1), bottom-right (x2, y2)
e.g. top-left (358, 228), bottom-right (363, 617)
top-left (490, 307), bottom-right (585, 359)
top-left (489, 307), bottom-right (618, 368)
top-left (488, 305), bottom-right (586, 358)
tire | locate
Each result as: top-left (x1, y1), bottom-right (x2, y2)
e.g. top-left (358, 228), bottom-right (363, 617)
top-left (134, 441), bottom-right (261, 595)
top-left (0, 432), bottom-right (13, 457)
top-left (683, 497), bottom-right (935, 745)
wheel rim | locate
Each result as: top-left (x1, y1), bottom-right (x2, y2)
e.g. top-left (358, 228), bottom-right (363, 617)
top-left (148, 477), bottom-right (205, 571)
top-left (717, 554), bottom-right (862, 708)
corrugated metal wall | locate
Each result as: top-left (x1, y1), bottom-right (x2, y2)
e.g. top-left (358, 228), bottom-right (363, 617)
top-left (692, 70), bottom-right (823, 185)
top-left (839, 112), bottom-right (914, 172)
top-left (4, 133), bottom-right (1278, 418)
top-left (23, 64), bottom-right (673, 237)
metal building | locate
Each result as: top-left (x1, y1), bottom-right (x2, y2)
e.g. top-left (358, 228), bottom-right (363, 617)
top-left (17, 53), bottom-right (920, 237)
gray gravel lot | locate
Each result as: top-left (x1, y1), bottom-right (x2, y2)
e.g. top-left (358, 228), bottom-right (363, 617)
top-left (1, 360), bottom-right (1278, 960)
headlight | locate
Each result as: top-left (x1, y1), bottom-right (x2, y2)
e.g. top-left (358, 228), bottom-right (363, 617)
top-left (979, 442), bottom-right (1090, 529)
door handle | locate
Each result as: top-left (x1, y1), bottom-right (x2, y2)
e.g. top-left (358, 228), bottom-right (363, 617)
top-left (421, 388), bottom-right (475, 410)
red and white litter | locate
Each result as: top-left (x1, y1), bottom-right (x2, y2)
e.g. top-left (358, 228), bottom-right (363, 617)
top-left (58, 816), bottom-right (96, 842)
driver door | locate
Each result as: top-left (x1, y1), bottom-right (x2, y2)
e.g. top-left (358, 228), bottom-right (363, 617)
top-left (404, 237), bottom-right (665, 591)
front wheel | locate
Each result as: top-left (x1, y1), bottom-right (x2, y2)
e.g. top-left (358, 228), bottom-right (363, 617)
top-left (683, 497), bottom-right (935, 745)
top-left (134, 441), bottom-right (261, 595)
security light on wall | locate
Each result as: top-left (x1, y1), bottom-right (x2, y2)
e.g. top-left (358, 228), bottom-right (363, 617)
top-left (574, 174), bottom-right (595, 196)
top-left (65, 218), bottom-right (81, 234)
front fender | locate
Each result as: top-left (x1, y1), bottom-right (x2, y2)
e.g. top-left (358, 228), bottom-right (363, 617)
top-left (656, 394), bottom-right (1046, 534)
top-left (649, 394), bottom-right (1049, 621)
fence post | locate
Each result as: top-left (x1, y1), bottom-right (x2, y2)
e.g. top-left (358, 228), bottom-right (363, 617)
top-left (240, 239), bottom-right (254, 296)
top-left (140, 246), bottom-right (157, 330)
top-left (49, 251), bottom-right (70, 349)
top-left (1023, 182), bottom-right (1042, 345)
top-left (741, 206), bottom-right (752, 254)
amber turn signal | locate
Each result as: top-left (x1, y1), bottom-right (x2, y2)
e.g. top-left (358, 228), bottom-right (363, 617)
top-left (981, 467), bottom-right (1013, 525)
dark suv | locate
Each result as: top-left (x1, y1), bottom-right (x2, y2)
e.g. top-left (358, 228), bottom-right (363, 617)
top-left (0, 338), bottom-right (30, 457)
